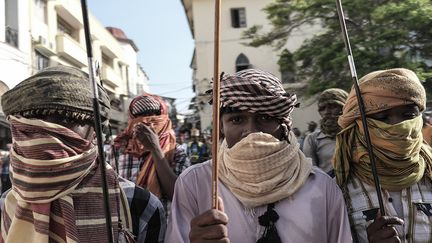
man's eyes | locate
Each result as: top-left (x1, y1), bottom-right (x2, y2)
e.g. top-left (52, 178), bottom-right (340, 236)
top-left (229, 117), bottom-right (243, 124)
top-left (259, 115), bottom-right (272, 121)
top-left (403, 112), bottom-right (419, 119)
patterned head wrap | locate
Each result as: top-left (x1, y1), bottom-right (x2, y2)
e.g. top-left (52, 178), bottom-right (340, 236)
top-left (129, 94), bottom-right (162, 118)
top-left (318, 88), bottom-right (348, 108)
top-left (338, 68), bottom-right (426, 128)
top-left (1, 65), bottom-right (111, 123)
top-left (219, 69), bottom-right (298, 129)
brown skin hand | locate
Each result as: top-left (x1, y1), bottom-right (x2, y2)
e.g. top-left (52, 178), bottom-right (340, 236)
top-left (133, 123), bottom-right (177, 200)
top-left (367, 212), bottom-right (404, 243)
top-left (190, 198), bottom-right (229, 243)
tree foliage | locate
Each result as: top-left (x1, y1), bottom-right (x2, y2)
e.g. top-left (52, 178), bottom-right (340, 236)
top-left (243, 0), bottom-right (432, 98)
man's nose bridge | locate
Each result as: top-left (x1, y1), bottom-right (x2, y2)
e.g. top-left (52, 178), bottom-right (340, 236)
top-left (387, 114), bottom-right (402, 125)
top-left (244, 119), bottom-right (259, 133)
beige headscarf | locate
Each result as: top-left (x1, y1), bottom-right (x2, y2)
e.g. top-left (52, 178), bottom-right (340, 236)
top-left (218, 132), bottom-right (312, 208)
top-left (333, 68), bottom-right (432, 190)
top-left (338, 68), bottom-right (426, 128)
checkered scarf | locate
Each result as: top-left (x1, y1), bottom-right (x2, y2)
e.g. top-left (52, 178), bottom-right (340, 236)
top-left (218, 69), bottom-right (297, 129)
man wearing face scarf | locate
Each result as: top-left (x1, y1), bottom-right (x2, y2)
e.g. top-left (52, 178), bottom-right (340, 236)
top-left (0, 66), bottom-right (166, 243)
top-left (303, 88), bottom-right (348, 176)
top-left (111, 94), bottom-right (190, 210)
top-left (165, 69), bottom-right (352, 243)
top-left (333, 68), bottom-right (432, 243)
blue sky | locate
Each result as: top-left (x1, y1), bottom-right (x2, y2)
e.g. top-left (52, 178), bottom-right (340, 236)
top-left (88, 0), bottom-right (194, 114)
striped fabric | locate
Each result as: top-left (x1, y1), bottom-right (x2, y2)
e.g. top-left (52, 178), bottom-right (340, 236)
top-left (129, 95), bottom-right (162, 118)
top-left (1, 116), bottom-right (133, 243)
top-left (343, 175), bottom-right (432, 243)
top-left (219, 69), bottom-right (298, 128)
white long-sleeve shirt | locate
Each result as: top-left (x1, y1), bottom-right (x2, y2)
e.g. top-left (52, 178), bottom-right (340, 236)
top-left (165, 161), bottom-right (353, 243)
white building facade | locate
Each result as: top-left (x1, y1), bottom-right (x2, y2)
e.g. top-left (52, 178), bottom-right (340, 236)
top-left (182, 0), bottom-right (322, 132)
top-left (0, 0), bottom-right (150, 133)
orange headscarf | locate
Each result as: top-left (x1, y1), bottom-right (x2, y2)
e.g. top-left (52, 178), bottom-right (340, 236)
top-left (115, 94), bottom-right (176, 198)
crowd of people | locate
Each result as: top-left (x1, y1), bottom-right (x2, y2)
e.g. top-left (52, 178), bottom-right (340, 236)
top-left (0, 65), bottom-right (431, 243)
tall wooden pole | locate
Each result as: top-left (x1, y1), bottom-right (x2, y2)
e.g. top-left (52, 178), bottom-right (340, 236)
top-left (211, 0), bottom-right (222, 209)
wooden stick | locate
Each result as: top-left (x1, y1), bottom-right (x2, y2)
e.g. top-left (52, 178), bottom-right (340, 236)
top-left (211, 0), bottom-right (222, 210)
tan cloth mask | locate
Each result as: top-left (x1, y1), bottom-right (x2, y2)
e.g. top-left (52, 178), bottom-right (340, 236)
top-left (218, 132), bottom-right (312, 208)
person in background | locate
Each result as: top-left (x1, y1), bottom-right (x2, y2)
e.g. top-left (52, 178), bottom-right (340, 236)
top-left (187, 134), bottom-right (204, 165)
top-left (333, 68), bottom-right (432, 242)
top-left (0, 144), bottom-right (11, 194)
top-left (178, 135), bottom-right (189, 154)
top-left (305, 121), bottom-right (318, 137)
top-left (198, 136), bottom-right (210, 162)
top-left (303, 88), bottom-right (348, 176)
top-left (0, 66), bottom-right (166, 243)
top-left (292, 127), bottom-right (304, 150)
top-left (112, 94), bottom-right (190, 206)
top-left (165, 69), bottom-right (352, 242)
top-left (422, 111), bottom-right (432, 145)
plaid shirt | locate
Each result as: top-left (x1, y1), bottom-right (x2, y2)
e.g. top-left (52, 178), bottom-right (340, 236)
top-left (106, 143), bottom-right (190, 216)
top-left (118, 178), bottom-right (166, 243)
top-left (106, 143), bottom-right (190, 181)
top-left (343, 175), bottom-right (432, 243)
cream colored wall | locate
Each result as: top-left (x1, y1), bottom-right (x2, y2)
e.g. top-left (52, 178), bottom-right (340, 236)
top-left (32, 0), bottom-right (128, 96)
top-left (0, 0), bottom-right (32, 89)
top-left (188, 0), bottom-right (321, 131)
top-left (0, 0), bottom-right (148, 128)
top-left (193, 0), bottom-right (278, 82)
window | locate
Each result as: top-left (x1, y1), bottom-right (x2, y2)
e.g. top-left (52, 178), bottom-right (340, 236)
top-left (235, 53), bottom-right (250, 72)
top-left (34, 0), bottom-right (48, 24)
top-left (35, 50), bottom-right (49, 71)
top-left (5, 0), bottom-right (19, 48)
top-left (231, 8), bottom-right (246, 28)
top-left (118, 63), bottom-right (124, 79)
top-left (57, 16), bottom-right (78, 41)
top-left (102, 53), bottom-right (113, 68)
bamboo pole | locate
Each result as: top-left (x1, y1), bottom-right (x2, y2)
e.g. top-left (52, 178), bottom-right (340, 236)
top-left (211, 0), bottom-right (222, 210)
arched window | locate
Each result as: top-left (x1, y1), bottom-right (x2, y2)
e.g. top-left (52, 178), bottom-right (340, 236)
top-left (235, 54), bottom-right (250, 72)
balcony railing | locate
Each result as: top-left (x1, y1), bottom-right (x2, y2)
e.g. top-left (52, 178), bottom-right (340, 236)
top-left (5, 26), bottom-right (18, 48)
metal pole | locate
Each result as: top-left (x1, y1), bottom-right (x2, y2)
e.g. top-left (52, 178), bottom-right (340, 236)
top-left (80, 0), bottom-right (115, 241)
top-left (335, 0), bottom-right (385, 215)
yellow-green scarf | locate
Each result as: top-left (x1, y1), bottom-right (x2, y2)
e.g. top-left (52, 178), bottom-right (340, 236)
top-left (334, 116), bottom-right (432, 191)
